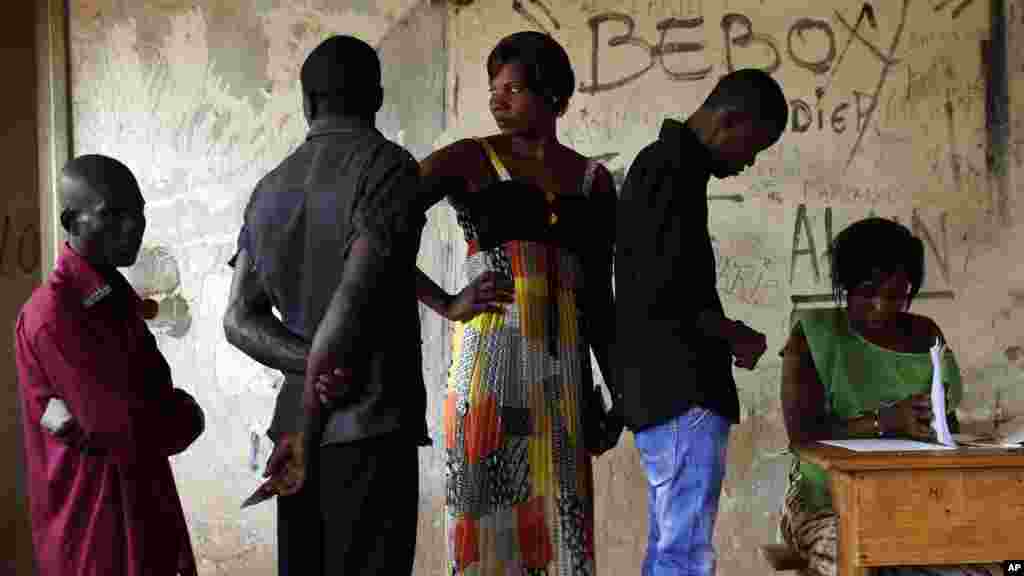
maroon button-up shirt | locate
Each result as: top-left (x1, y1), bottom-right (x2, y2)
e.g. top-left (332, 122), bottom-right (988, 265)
top-left (15, 244), bottom-right (203, 576)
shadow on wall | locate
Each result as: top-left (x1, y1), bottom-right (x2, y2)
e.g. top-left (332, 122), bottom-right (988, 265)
top-left (124, 246), bottom-right (192, 338)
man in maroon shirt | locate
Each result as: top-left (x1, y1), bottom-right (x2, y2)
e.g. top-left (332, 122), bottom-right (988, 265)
top-left (14, 154), bottom-right (205, 576)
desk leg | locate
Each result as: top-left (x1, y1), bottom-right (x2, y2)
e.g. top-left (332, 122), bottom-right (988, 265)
top-left (831, 472), bottom-right (868, 576)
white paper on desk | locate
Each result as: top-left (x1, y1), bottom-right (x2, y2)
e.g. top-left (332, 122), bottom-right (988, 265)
top-left (819, 439), bottom-right (957, 452)
top-left (952, 434), bottom-right (1022, 448)
top-left (997, 417), bottom-right (1024, 445)
top-left (929, 339), bottom-right (957, 447)
top-left (955, 418), bottom-right (1024, 448)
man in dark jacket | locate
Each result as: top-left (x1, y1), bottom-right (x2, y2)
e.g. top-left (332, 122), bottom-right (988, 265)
top-left (223, 35), bottom-right (428, 574)
top-left (615, 68), bottom-right (788, 576)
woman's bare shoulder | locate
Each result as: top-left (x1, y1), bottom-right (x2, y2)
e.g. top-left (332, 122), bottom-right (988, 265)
top-left (781, 321), bottom-right (810, 356)
top-left (905, 312), bottom-right (946, 344)
top-left (424, 138), bottom-right (484, 164)
top-left (421, 138), bottom-right (488, 180)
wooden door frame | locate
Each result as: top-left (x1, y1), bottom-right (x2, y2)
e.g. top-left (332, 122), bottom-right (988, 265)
top-left (13, 2), bottom-right (71, 574)
top-left (36, 0), bottom-right (71, 278)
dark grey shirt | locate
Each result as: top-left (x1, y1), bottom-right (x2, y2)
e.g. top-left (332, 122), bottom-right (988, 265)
top-left (230, 116), bottom-right (429, 446)
top-left (615, 119), bottom-right (738, 431)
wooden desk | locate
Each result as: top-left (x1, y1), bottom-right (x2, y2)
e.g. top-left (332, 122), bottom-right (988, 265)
top-left (793, 442), bottom-right (1024, 576)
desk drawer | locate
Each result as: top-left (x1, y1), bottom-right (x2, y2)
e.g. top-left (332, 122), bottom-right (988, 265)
top-left (847, 468), bottom-right (1024, 566)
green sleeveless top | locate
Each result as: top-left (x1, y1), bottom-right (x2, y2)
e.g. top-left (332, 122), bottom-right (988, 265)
top-left (794, 308), bottom-right (963, 510)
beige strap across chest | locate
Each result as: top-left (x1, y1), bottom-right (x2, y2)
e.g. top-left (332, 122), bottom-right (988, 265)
top-left (476, 138), bottom-right (599, 199)
top-left (477, 138), bottom-right (512, 181)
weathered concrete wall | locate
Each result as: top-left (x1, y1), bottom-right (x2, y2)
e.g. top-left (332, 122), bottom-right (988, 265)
top-left (70, 1), bottom-right (447, 574)
top-left (67, 0), bottom-right (1021, 574)
top-left (441, 0), bottom-right (1022, 574)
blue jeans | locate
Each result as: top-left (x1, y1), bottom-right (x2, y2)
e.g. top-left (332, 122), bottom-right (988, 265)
top-left (634, 406), bottom-right (732, 576)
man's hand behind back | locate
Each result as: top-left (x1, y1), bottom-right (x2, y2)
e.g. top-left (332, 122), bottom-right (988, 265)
top-left (263, 432), bottom-right (305, 497)
top-left (313, 368), bottom-right (354, 407)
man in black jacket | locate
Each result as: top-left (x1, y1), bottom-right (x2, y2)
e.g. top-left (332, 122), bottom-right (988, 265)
top-left (615, 68), bottom-right (788, 576)
top-left (223, 35), bottom-right (428, 575)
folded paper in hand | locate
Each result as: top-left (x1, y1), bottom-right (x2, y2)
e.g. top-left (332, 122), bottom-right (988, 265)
top-left (823, 339), bottom-right (959, 453)
top-left (41, 398), bottom-right (73, 435)
top-left (930, 338), bottom-right (956, 447)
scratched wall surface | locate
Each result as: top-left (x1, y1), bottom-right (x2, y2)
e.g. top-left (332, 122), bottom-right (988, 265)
top-left (66, 0), bottom-right (1021, 574)
top-left (69, 1), bottom-right (446, 574)
top-left (440, 0), bottom-right (1020, 574)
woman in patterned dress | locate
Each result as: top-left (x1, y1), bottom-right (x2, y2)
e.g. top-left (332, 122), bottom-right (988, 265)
top-left (779, 218), bottom-right (1003, 576)
top-left (414, 31), bottom-right (619, 575)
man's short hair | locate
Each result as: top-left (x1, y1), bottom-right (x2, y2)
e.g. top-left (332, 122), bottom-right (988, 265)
top-left (703, 69), bottom-right (788, 137)
top-left (486, 31), bottom-right (575, 116)
top-left (300, 35), bottom-right (381, 115)
top-left (59, 154), bottom-right (140, 233)
top-left (60, 154), bottom-right (138, 209)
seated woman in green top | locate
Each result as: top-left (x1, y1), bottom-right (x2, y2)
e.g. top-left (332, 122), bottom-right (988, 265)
top-left (778, 217), bottom-right (1002, 576)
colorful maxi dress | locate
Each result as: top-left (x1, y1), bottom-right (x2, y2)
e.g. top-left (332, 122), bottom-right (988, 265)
top-left (444, 139), bottom-right (604, 576)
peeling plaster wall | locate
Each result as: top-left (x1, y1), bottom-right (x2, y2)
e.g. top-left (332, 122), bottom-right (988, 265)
top-left (70, 1), bottom-right (444, 574)
top-left (443, 0), bottom-right (1022, 574)
top-left (67, 0), bottom-right (1021, 574)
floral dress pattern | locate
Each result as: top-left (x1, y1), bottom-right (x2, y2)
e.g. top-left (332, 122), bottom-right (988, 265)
top-left (444, 139), bottom-right (606, 575)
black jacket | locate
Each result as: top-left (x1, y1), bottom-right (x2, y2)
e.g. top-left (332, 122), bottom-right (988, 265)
top-left (615, 119), bottom-right (739, 431)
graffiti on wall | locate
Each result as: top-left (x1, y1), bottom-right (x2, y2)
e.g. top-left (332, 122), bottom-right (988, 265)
top-left (712, 236), bottom-right (782, 306)
top-left (512, 0), bottom-right (560, 34)
top-left (668, 203), bottom-right (961, 307)
top-left (502, 0), bottom-right (992, 306)
top-left (932, 0), bottom-right (980, 20)
top-left (0, 213), bottom-right (40, 278)
top-left (789, 203), bottom-right (955, 297)
top-left (575, 12), bottom-right (853, 94)
top-left (511, 0), bottom-right (992, 176)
